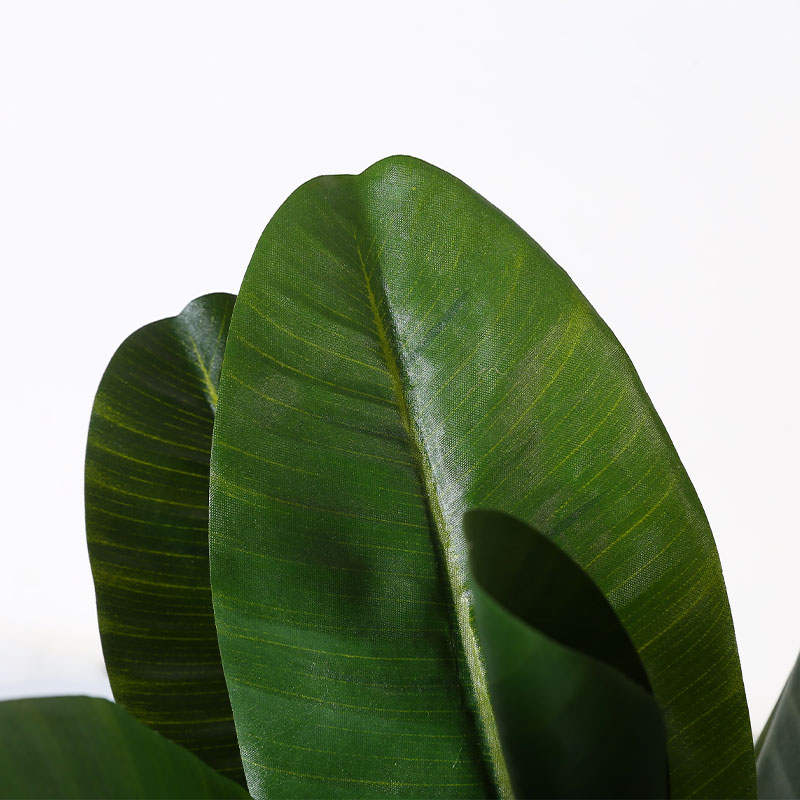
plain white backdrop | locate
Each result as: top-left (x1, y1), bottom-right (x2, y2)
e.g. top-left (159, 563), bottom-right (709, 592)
top-left (1, 1), bottom-right (798, 739)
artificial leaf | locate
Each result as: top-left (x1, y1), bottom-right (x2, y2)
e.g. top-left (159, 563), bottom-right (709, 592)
top-left (209, 156), bottom-right (754, 798)
top-left (85, 293), bottom-right (242, 782)
top-left (465, 509), bottom-right (667, 799)
top-left (0, 696), bottom-right (249, 799)
top-left (756, 651), bottom-right (800, 798)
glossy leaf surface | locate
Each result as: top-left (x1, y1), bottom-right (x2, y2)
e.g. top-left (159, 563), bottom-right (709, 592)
top-left (0, 696), bottom-right (249, 799)
top-left (86, 294), bottom-right (242, 782)
top-left (465, 509), bottom-right (667, 799)
top-left (756, 652), bottom-right (800, 798)
top-left (209, 156), bottom-right (754, 798)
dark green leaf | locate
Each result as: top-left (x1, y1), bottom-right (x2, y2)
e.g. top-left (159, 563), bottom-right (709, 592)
top-left (86, 293), bottom-right (243, 783)
top-left (209, 156), bottom-right (754, 798)
top-left (756, 652), bottom-right (800, 798)
top-left (465, 509), bottom-right (667, 798)
top-left (0, 696), bottom-right (249, 799)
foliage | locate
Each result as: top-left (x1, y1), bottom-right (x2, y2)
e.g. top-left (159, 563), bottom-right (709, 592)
top-left (0, 697), bottom-right (248, 799)
top-left (85, 293), bottom-right (242, 782)
top-left (1, 156), bottom-right (794, 799)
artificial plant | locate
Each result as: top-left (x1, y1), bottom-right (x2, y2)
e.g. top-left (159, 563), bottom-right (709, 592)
top-left (1, 156), bottom-right (795, 800)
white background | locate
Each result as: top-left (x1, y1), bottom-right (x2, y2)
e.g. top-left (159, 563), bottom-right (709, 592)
top-left (1, 1), bottom-right (798, 739)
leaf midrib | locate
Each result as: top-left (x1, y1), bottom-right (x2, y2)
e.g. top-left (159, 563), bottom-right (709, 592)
top-left (354, 232), bottom-right (513, 799)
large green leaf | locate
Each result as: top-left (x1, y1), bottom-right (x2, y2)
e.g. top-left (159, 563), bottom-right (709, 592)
top-left (756, 652), bottom-right (800, 798)
top-left (209, 156), bottom-right (754, 798)
top-left (465, 509), bottom-right (667, 798)
top-left (85, 293), bottom-right (243, 783)
top-left (0, 696), bottom-right (249, 799)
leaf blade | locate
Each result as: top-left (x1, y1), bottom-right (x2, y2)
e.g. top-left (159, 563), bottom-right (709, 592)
top-left (465, 509), bottom-right (668, 798)
top-left (0, 696), bottom-right (249, 799)
top-left (210, 156), bottom-right (754, 798)
top-left (756, 652), bottom-right (800, 798)
top-left (85, 293), bottom-right (242, 783)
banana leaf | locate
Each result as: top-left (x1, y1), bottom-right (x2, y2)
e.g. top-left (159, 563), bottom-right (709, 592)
top-left (85, 293), bottom-right (242, 782)
top-left (0, 696), bottom-right (248, 799)
top-left (208, 156), bottom-right (754, 798)
top-left (465, 509), bottom-right (667, 798)
top-left (756, 651), bottom-right (800, 798)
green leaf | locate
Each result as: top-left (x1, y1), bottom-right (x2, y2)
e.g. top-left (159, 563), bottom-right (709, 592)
top-left (756, 652), bottom-right (800, 798)
top-left (0, 696), bottom-right (249, 799)
top-left (465, 509), bottom-right (667, 799)
top-left (209, 155), bottom-right (754, 798)
top-left (85, 293), bottom-right (243, 783)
